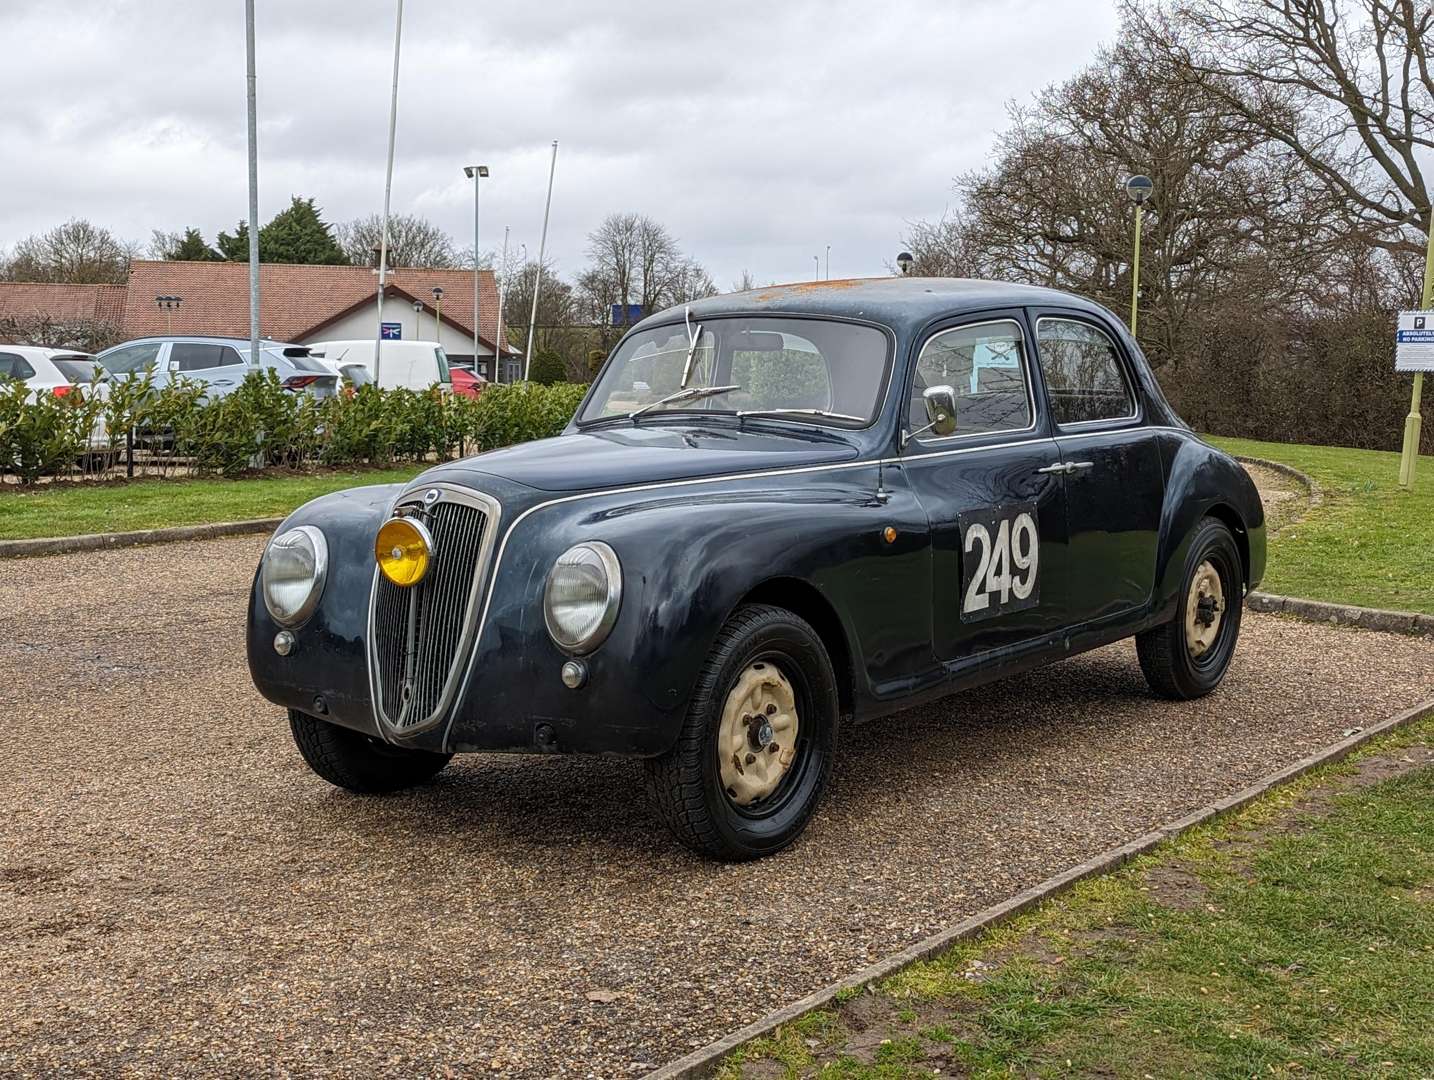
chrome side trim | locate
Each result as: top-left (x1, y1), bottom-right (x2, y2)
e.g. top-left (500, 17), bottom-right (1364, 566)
top-left (368, 482), bottom-right (502, 739)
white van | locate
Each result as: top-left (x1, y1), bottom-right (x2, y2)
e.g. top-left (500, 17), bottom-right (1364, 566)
top-left (308, 339), bottom-right (453, 392)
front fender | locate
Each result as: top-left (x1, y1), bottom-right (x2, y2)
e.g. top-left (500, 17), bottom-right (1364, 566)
top-left (1152, 434), bottom-right (1266, 620)
top-left (444, 465), bottom-right (930, 756)
top-left (245, 482), bottom-right (404, 736)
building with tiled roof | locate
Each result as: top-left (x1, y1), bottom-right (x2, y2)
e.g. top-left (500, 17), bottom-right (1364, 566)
top-left (0, 259), bottom-right (520, 379)
top-left (0, 282), bottom-right (128, 350)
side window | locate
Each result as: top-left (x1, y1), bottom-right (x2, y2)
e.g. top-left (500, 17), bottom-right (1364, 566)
top-left (0, 352), bottom-right (37, 381)
top-left (1035, 318), bottom-right (1135, 425)
top-left (910, 321), bottom-right (1032, 437)
top-left (172, 343), bottom-right (241, 371)
top-left (99, 342), bottom-right (164, 375)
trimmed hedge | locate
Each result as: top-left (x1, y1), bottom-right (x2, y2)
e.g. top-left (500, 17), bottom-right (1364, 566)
top-left (0, 372), bottom-right (590, 484)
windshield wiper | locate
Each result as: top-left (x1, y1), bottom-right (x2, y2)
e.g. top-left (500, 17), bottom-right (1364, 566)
top-left (630, 383), bottom-right (742, 421)
top-left (736, 408), bottom-right (866, 424)
top-left (575, 383), bottom-right (745, 429)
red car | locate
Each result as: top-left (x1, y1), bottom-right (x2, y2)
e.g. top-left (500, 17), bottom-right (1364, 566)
top-left (450, 367), bottom-right (487, 398)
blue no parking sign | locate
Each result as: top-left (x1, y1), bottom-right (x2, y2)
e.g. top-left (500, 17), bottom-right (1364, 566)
top-left (381, 322), bottom-right (402, 340)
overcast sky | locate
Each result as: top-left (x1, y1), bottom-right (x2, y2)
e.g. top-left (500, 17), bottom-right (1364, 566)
top-left (2, 0), bottom-right (1119, 287)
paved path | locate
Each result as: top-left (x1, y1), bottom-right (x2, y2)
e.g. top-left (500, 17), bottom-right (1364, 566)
top-left (2, 537), bottom-right (1431, 1078)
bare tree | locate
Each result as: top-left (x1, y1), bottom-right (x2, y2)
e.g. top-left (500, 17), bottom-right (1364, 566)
top-left (1, 219), bottom-right (137, 284)
top-left (335, 213), bottom-right (460, 268)
top-left (579, 212), bottom-right (714, 326)
top-left (1129, 0), bottom-right (1432, 250)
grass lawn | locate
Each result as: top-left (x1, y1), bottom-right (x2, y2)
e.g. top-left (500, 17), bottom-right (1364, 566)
top-left (1208, 436), bottom-right (1434, 616)
top-left (721, 718), bottom-right (1434, 1079)
top-left (0, 467), bottom-right (424, 541)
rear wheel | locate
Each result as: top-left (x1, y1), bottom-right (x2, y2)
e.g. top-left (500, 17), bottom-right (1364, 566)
top-left (1136, 517), bottom-right (1244, 700)
top-left (289, 710), bottom-right (452, 793)
top-left (644, 604), bottom-right (839, 860)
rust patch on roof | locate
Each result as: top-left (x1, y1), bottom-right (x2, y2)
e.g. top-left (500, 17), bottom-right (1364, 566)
top-left (751, 278), bottom-right (868, 303)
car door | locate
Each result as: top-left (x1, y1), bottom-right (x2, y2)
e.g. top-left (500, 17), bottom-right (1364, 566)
top-left (1030, 310), bottom-right (1165, 626)
top-left (901, 312), bottom-right (1070, 662)
top-left (170, 342), bottom-right (248, 397)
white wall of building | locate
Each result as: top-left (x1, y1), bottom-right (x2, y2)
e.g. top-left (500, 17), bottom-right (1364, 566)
top-left (298, 295), bottom-right (498, 374)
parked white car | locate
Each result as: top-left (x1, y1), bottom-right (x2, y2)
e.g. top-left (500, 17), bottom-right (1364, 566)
top-left (307, 339), bottom-right (453, 392)
top-left (0, 346), bottom-right (101, 401)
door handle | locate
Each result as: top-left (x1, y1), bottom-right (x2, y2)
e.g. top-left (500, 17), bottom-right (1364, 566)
top-left (1036, 460), bottom-right (1096, 476)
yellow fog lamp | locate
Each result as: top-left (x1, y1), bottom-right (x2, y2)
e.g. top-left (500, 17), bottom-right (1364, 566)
top-left (375, 516), bottom-right (433, 587)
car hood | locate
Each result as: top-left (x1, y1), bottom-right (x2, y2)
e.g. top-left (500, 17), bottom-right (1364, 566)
top-left (437, 424), bottom-right (864, 493)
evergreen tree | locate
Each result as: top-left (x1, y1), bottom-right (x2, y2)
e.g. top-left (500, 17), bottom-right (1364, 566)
top-left (159, 227), bottom-right (221, 261)
top-left (216, 221), bottom-right (250, 261)
top-left (258, 197), bottom-right (348, 265)
top-left (528, 350), bottom-right (568, 386)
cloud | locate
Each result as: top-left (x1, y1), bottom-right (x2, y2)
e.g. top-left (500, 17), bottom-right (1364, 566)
top-left (0, 0), bottom-right (1119, 287)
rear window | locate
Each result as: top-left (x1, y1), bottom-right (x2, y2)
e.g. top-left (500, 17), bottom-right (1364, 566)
top-left (52, 358), bottom-right (96, 383)
top-left (266, 348), bottom-right (328, 374)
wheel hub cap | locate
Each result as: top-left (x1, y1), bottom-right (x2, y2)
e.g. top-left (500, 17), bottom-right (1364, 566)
top-left (719, 662), bottom-right (799, 807)
top-left (1186, 560), bottom-right (1225, 657)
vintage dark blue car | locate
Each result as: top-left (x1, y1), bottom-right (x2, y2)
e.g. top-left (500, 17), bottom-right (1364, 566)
top-left (248, 278), bottom-right (1264, 860)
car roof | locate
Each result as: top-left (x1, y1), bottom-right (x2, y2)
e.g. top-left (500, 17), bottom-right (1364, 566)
top-left (0, 345), bottom-right (92, 360)
top-left (642, 277), bottom-right (1115, 334)
top-left (98, 336), bottom-right (298, 351)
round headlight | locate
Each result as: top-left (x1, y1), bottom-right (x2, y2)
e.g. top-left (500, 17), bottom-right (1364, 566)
top-left (261, 525), bottom-right (328, 627)
top-left (375, 516), bottom-right (432, 587)
top-left (543, 541), bottom-right (622, 655)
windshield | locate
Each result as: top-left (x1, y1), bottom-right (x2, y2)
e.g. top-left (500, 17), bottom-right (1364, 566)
top-left (580, 317), bottom-right (889, 425)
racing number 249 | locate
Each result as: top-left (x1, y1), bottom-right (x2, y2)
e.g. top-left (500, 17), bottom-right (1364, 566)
top-left (962, 510), bottom-right (1039, 616)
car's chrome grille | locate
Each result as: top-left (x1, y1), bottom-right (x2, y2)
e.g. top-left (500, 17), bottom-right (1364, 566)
top-left (370, 487), bottom-right (498, 734)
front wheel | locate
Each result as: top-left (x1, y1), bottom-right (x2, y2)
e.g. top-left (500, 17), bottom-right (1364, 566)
top-left (644, 604), bottom-right (839, 860)
top-left (1136, 517), bottom-right (1244, 700)
top-left (289, 710), bottom-right (452, 793)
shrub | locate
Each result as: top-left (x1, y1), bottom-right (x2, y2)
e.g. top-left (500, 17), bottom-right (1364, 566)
top-left (0, 371), bottom-right (589, 483)
top-left (472, 381), bottom-right (588, 452)
top-left (528, 350), bottom-right (568, 386)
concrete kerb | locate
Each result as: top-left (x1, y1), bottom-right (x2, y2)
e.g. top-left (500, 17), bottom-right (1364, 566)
top-left (645, 696), bottom-right (1434, 1080)
top-left (0, 518), bottom-right (282, 559)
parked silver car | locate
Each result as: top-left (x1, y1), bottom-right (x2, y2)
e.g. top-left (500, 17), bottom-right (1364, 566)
top-left (94, 337), bottom-right (340, 398)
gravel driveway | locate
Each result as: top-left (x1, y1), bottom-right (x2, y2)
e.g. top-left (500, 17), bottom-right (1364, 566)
top-left (3, 536), bottom-right (1431, 1078)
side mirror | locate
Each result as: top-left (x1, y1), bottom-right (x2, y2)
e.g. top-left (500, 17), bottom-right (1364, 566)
top-left (922, 384), bottom-right (957, 437)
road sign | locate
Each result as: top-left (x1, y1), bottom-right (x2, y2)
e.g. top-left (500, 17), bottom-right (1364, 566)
top-left (381, 322), bottom-right (402, 340)
top-left (1396, 311), bottom-right (1434, 372)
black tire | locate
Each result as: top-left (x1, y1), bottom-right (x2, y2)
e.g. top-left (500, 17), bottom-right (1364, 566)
top-left (643, 604), bottom-right (839, 861)
top-left (288, 710), bottom-right (452, 794)
top-left (1136, 517), bottom-right (1244, 700)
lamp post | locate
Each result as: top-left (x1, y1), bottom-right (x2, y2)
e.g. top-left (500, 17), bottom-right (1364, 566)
top-left (1124, 174), bottom-right (1154, 335)
top-left (813, 255), bottom-right (820, 281)
top-left (154, 295), bottom-right (182, 334)
top-left (1398, 206), bottom-right (1434, 488)
top-left (412, 298), bottom-right (424, 340)
top-left (431, 285), bottom-right (444, 341)
top-left (825, 244), bottom-right (831, 281)
top-left (896, 252), bottom-right (913, 276)
top-left (463, 165), bottom-right (488, 364)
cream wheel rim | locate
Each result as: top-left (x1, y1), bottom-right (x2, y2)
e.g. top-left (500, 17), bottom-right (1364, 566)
top-left (1186, 560), bottom-right (1225, 658)
top-left (718, 661), bottom-right (799, 807)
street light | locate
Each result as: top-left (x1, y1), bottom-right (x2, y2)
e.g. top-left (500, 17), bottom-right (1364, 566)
top-left (896, 252), bottom-right (913, 276)
top-left (154, 295), bottom-right (183, 334)
top-left (813, 254), bottom-right (820, 281)
top-left (1124, 174), bottom-right (1154, 335)
top-left (463, 164), bottom-right (488, 366)
top-left (825, 244), bottom-right (831, 281)
top-left (431, 285), bottom-right (444, 341)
